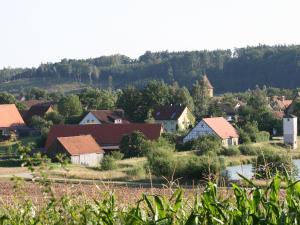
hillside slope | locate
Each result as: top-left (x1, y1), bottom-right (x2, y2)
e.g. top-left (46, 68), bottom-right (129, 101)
top-left (1, 45), bottom-right (300, 93)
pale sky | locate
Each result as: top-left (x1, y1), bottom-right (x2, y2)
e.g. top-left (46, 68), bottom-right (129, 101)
top-left (1, 0), bottom-right (300, 68)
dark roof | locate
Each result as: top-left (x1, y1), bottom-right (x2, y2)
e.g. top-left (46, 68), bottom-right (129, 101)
top-left (153, 105), bottom-right (186, 120)
top-left (57, 135), bottom-right (104, 156)
top-left (23, 104), bottom-right (53, 122)
top-left (45, 123), bottom-right (162, 149)
top-left (89, 110), bottom-right (129, 124)
top-left (22, 100), bottom-right (52, 109)
top-left (284, 114), bottom-right (297, 119)
top-left (219, 103), bottom-right (236, 115)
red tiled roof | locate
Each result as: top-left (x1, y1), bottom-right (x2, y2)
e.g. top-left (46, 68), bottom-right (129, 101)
top-left (0, 104), bottom-right (25, 128)
top-left (57, 135), bottom-right (104, 156)
top-left (203, 117), bottom-right (239, 139)
top-left (153, 105), bottom-right (186, 120)
top-left (89, 110), bottom-right (130, 124)
top-left (45, 123), bottom-right (162, 149)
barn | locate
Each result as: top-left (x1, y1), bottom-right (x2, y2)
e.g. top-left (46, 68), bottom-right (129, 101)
top-left (48, 135), bottom-right (104, 167)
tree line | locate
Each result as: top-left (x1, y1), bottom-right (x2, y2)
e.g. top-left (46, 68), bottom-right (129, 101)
top-left (1, 45), bottom-right (300, 92)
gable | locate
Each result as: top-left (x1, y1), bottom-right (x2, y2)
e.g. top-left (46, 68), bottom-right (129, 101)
top-left (183, 120), bottom-right (216, 143)
top-left (80, 112), bottom-right (101, 124)
top-left (0, 104), bottom-right (25, 128)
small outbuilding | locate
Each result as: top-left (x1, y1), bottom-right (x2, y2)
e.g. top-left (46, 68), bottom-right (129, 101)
top-left (183, 117), bottom-right (239, 147)
top-left (48, 135), bottom-right (104, 167)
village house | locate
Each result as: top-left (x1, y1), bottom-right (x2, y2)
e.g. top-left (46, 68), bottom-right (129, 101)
top-left (0, 104), bottom-right (25, 138)
top-left (79, 109), bottom-right (129, 125)
top-left (183, 117), bottom-right (239, 147)
top-left (152, 105), bottom-right (195, 133)
top-left (270, 96), bottom-right (292, 112)
top-left (22, 102), bottom-right (54, 123)
top-left (47, 135), bottom-right (104, 167)
top-left (45, 123), bottom-right (163, 151)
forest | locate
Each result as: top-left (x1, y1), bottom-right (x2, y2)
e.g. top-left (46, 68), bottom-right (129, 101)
top-left (1, 45), bottom-right (300, 93)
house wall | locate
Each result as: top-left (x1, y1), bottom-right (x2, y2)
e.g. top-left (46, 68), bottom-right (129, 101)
top-left (183, 120), bottom-right (215, 143)
top-left (208, 88), bottom-right (213, 98)
top-left (156, 120), bottom-right (177, 133)
top-left (79, 113), bottom-right (101, 125)
top-left (283, 117), bottom-right (297, 149)
top-left (221, 137), bottom-right (239, 147)
top-left (156, 107), bottom-right (195, 133)
top-left (177, 107), bottom-right (195, 131)
top-left (71, 153), bottom-right (103, 167)
top-left (183, 120), bottom-right (239, 147)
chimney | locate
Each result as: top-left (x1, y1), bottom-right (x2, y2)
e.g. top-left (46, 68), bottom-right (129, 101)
top-left (114, 109), bottom-right (124, 118)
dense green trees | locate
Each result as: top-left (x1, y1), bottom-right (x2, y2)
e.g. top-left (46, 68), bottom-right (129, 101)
top-left (2, 45), bottom-right (300, 93)
top-left (57, 95), bottom-right (83, 118)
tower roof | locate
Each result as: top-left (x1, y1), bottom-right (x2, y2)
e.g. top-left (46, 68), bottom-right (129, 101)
top-left (202, 75), bottom-right (213, 89)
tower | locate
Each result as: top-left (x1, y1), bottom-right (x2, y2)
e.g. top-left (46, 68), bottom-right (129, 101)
top-left (202, 75), bottom-right (214, 97)
top-left (283, 114), bottom-right (297, 149)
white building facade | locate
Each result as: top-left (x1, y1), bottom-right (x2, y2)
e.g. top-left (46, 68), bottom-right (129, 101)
top-left (71, 153), bottom-right (104, 167)
top-left (283, 115), bottom-right (297, 149)
top-left (80, 112), bottom-right (102, 125)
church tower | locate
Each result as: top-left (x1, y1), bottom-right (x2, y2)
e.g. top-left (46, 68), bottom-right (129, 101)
top-left (202, 75), bottom-right (214, 97)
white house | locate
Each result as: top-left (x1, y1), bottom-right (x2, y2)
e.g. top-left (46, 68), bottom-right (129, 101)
top-left (283, 114), bottom-right (297, 149)
top-left (153, 105), bottom-right (195, 133)
top-left (80, 110), bottom-right (129, 125)
top-left (183, 117), bottom-right (239, 147)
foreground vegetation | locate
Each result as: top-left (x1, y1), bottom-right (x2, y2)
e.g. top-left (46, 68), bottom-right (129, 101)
top-left (1, 174), bottom-right (300, 224)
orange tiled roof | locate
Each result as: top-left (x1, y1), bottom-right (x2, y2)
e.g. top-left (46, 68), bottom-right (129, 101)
top-left (203, 117), bottom-right (239, 139)
top-left (0, 104), bottom-right (25, 128)
top-left (57, 135), bottom-right (104, 156)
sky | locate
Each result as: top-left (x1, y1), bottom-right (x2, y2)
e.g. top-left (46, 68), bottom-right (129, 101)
top-left (0, 0), bottom-right (300, 68)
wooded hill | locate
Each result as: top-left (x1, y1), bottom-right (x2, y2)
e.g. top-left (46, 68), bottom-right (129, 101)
top-left (1, 45), bottom-right (300, 93)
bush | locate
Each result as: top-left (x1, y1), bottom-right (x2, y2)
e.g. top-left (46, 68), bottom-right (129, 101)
top-left (120, 131), bottom-right (146, 158)
top-left (175, 155), bottom-right (223, 181)
top-left (110, 151), bottom-right (124, 160)
top-left (146, 147), bottom-right (175, 177)
top-left (220, 146), bottom-right (240, 156)
top-left (255, 131), bottom-right (270, 142)
top-left (45, 111), bottom-right (64, 124)
top-left (254, 150), bottom-right (297, 179)
top-left (239, 145), bottom-right (258, 156)
top-left (192, 135), bottom-right (222, 155)
top-left (101, 156), bottom-right (117, 171)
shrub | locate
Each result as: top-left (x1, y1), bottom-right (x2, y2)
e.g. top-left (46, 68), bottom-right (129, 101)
top-left (239, 144), bottom-right (258, 155)
top-left (192, 135), bottom-right (222, 155)
top-left (29, 116), bottom-right (53, 129)
top-left (255, 131), bottom-right (270, 142)
top-left (120, 131), bottom-right (146, 158)
top-left (45, 111), bottom-right (64, 124)
top-left (254, 150), bottom-right (297, 179)
top-left (101, 156), bottom-right (117, 171)
top-left (110, 151), bottom-right (124, 160)
top-left (220, 146), bottom-right (240, 156)
top-left (175, 155), bottom-right (223, 181)
top-left (146, 147), bottom-right (175, 177)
